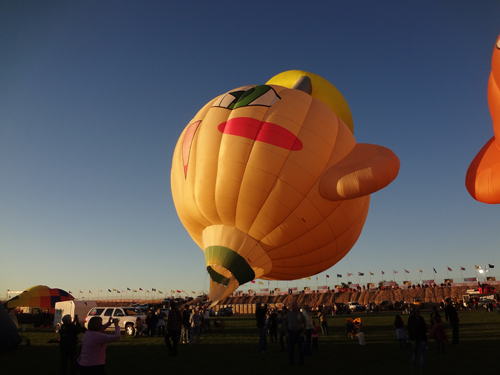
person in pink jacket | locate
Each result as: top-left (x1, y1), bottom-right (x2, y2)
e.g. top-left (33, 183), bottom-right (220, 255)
top-left (77, 316), bottom-right (120, 374)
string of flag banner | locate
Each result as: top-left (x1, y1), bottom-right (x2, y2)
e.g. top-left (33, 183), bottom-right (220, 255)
top-left (69, 264), bottom-right (496, 299)
top-left (69, 288), bottom-right (205, 300)
top-left (241, 264), bottom-right (497, 294)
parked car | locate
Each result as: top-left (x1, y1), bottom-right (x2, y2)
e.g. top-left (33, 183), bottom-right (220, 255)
top-left (85, 307), bottom-right (147, 336)
top-left (215, 307), bottom-right (233, 317)
top-left (378, 300), bottom-right (394, 311)
top-left (347, 302), bottom-right (365, 312)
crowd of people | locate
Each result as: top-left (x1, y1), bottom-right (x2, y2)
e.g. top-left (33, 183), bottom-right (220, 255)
top-left (55, 294), bottom-right (495, 373)
top-left (251, 297), bottom-right (470, 370)
top-left (391, 298), bottom-right (461, 372)
top-left (57, 301), bottom-right (218, 374)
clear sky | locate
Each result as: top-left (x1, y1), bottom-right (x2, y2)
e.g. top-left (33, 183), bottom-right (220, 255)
top-left (1, 0), bottom-right (500, 299)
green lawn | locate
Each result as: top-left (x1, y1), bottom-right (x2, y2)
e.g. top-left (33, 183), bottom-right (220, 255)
top-left (3, 310), bottom-right (499, 374)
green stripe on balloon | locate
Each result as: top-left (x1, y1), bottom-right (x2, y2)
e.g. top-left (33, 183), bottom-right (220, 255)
top-left (204, 246), bottom-right (255, 285)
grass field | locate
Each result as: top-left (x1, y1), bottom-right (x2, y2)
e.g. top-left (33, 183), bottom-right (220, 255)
top-left (3, 310), bottom-right (499, 374)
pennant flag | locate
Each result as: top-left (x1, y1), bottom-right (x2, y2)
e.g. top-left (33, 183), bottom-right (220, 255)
top-left (133, 289), bottom-right (137, 292)
top-left (108, 289), bottom-right (112, 292)
top-left (79, 290), bottom-right (83, 293)
top-left (475, 265), bottom-right (480, 269)
top-left (306, 277), bottom-right (311, 280)
top-left (419, 269), bottom-right (423, 273)
top-left (447, 267), bottom-right (452, 271)
top-left (460, 266), bottom-right (465, 271)
top-left (117, 290), bottom-right (120, 293)
top-left (139, 288), bottom-right (143, 291)
top-left (159, 291), bottom-right (163, 294)
top-left (259, 281), bottom-right (264, 285)
top-left (171, 290), bottom-right (175, 293)
top-left (404, 269), bottom-right (410, 273)
top-left (113, 288), bottom-right (117, 291)
top-left (358, 272), bottom-right (364, 276)
top-left (176, 290), bottom-right (181, 293)
top-left (381, 271), bottom-right (385, 275)
top-left (89, 290), bottom-right (92, 294)
top-left (348, 273), bottom-right (353, 276)
top-left (489, 264), bottom-right (495, 268)
top-left (99, 290), bottom-right (102, 293)
top-left (152, 288), bottom-right (156, 291)
top-left (369, 272), bottom-right (374, 275)
top-left (393, 270), bottom-right (398, 274)
top-left (127, 288), bottom-right (131, 291)
top-left (326, 275), bottom-right (330, 278)
top-left (433, 268), bottom-right (437, 273)
top-left (146, 290), bottom-right (150, 293)
top-left (69, 291), bottom-right (72, 294)
top-left (122, 291), bottom-right (125, 293)
top-left (191, 291), bottom-right (196, 294)
top-left (251, 280), bottom-right (256, 283)
top-left (337, 274), bottom-right (342, 278)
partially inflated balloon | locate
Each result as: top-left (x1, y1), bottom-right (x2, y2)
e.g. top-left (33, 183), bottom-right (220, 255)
top-left (3, 285), bottom-right (74, 313)
top-left (171, 70), bottom-right (400, 301)
top-left (466, 35), bottom-right (500, 204)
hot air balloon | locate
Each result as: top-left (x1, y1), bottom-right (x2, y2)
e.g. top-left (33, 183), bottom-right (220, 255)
top-left (3, 285), bottom-right (74, 313)
top-left (171, 70), bottom-right (400, 302)
top-left (466, 34), bottom-right (500, 204)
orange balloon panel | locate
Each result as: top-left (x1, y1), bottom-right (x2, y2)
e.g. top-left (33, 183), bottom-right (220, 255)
top-left (466, 35), bottom-right (500, 204)
top-left (171, 71), bottom-right (400, 301)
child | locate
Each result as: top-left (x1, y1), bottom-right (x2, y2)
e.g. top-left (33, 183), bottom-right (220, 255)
top-left (394, 314), bottom-right (408, 348)
top-left (429, 316), bottom-right (447, 354)
top-left (134, 317), bottom-right (144, 337)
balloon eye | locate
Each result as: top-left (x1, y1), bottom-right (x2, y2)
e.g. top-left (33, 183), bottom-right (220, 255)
top-left (233, 85), bottom-right (280, 109)
top-left (212, 85), bottom-right (253, 109)
top-left (212, 85), bottom-right (280, 109)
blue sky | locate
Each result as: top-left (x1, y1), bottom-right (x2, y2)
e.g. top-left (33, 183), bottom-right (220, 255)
top-left (1, 1), bottom-right (500, 299)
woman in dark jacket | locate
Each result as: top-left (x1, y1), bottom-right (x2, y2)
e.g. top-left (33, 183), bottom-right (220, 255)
top-left (407, 307), bottom-right (427, 372)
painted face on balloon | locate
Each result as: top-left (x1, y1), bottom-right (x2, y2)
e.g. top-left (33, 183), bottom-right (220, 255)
top-left (181, 85), bottom-right (304, 178)
top-left (172, 71), bottom-right (400, 302)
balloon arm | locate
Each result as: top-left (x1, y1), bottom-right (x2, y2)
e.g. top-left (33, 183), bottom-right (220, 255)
top-left (319, 143), bottom-right (400, 201)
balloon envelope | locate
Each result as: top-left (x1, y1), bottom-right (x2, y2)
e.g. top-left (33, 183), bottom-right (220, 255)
top-left (171, 70), bottom-right (400, 301)
top-left (3, 285), bottom-right (74, 313)
top-left (466, 34), bottom-right (500, 204)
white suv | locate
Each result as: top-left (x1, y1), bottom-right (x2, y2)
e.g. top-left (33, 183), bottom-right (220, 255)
top-left (347, 301), bottom-right (365, 312)
top-left (85, 307), bottom-right (147, 336)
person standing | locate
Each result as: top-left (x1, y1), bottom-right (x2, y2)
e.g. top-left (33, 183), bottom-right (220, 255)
top-left (165, 301), bottom-right (182, 356)
top-left (181, 305), bottom-right (191, 344)
top-left (268, 308), bottom-right (278, 344)
top-left (157, 308), bottom-right (165, 337)
top-left (394, 314), bottom-right (408, 348)
top-left (301, 305), bottom-right (314, 356)
top-left (318, 305), bottom-right (329, 335)
top-left (278, 306), bottom-right (288, 352)
top-left (77, 317), bottom-right (120, 374)
top-left (202, 307), bottom-right (211, 333)
top-left (59, 315), bottom-right (82, 375)
top-left (189, 308), bottom-right (201, 345)
top-left (444, 299), bottom-right (459, 346)
top-left (255, 302), bottom-right (267, 353)
top-left (145, 310), bottom-right (158, 337)
top-left (407, 307), bottom-right (428, 372)
top-left (284, 301), bottom-right (306, 366)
